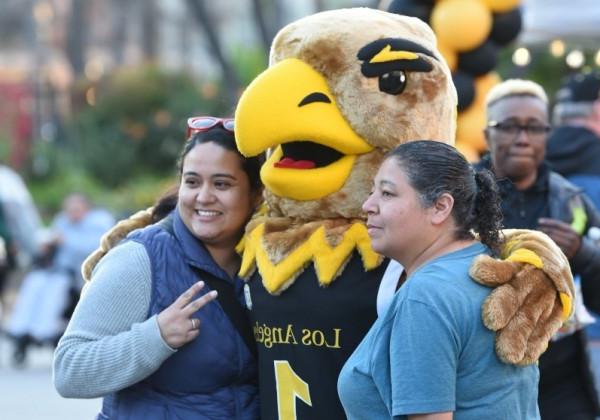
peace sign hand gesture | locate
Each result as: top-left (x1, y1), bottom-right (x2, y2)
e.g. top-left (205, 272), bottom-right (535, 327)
top-left (157, 281), bottom-right (218, 349)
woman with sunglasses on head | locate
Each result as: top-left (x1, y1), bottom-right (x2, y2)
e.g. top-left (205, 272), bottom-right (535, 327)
top-left (338, 140), bottom-right (540, 419)
top-left (53, 117), bottom-right (264, 419)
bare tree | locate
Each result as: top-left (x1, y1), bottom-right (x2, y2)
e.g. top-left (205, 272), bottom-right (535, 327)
top-left (111, 0), bottom-right (130, 65)
top-left (186, 0), bottom-right (240, 104)
top-left (250, 0), bottom-right (283, 54)
top-left (66, 0), bottom-right (87, 77)
top-left (141, 0), bottom-right (158, 62)
top-left (314, 0), bottom-right (325, 12)
top-left (251, 0), bottom-right (272, 52)
top-left (0, 0), bottom-right (29, 47)
top-left (180, 11), bottom-right (193, 69)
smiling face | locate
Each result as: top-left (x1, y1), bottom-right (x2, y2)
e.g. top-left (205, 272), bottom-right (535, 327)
top-left (485, 95), bottom-right (549, 190)
top-left (178, 142), bottom-right (258, 251)
top-left (362, 157), bottom-right (432, 264)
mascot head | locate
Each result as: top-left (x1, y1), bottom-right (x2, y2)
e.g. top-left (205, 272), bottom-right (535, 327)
top-left (235, 8), bottom-right (457, 220)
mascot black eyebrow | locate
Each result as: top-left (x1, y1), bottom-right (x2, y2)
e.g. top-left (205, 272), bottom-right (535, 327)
top-left (83, 8), bottom-right (574, 420)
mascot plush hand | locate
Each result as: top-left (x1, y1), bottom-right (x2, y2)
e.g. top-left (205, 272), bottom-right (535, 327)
top-left (470, 229), bottom-right (575, 366)
top-left (82, 208), bottom-right (153, 282)
top-left (82, 8), bottom-right (574, 420)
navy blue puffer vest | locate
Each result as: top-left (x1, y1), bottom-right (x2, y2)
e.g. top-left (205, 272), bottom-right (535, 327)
top-left (99, 210), bottom-right (259, 419)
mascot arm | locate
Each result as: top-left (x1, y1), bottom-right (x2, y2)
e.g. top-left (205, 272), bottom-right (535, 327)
top-left (469, 229), bottom-right (575, 366)
top-left (81, 208), bottom-right (154, 282)
top-left (83, 216), bottom-right (577, 368)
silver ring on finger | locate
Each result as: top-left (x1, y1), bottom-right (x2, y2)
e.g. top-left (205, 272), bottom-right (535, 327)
top-left (190, 318), bottom-right (198, 330)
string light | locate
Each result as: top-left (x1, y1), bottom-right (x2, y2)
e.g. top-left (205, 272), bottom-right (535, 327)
top-left (85, 58), bottom-right (105, 82)
top-left (549, 40), bottom-right (565, 57)
top-left (86, 87), bottom-right (96, 106)
top-left (566, 49), bottom-right (585, 69)
top-left (595, 50), bottom-right (600, 67)
top-left (512, 47), bottom-right (531, 67)
top-left (33, 1), bottom-right (53, 24)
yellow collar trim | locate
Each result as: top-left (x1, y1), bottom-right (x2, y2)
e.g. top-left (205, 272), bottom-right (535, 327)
top-left (237, 221), bottom-right (382, 294)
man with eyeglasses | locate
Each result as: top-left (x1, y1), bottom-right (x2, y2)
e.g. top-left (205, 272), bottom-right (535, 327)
top-left (475, 78), bottom-right (600, 420)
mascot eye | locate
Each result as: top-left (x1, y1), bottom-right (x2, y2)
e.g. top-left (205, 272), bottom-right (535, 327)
top-left (378, 70), bottom-right (407, 95)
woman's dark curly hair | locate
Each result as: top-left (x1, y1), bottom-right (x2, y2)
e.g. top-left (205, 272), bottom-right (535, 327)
top-left (386, 140), bottom-right (503, 255)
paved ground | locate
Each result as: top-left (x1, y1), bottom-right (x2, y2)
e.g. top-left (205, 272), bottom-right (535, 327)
top-left (0, 277), bottom-right (99, 420)
top-left (0, 332), bottom-right (100, 420)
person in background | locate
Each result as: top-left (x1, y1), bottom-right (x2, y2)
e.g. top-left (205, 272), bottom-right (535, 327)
top-left (338, 140), bottom-right (539, 419)
top-left (545, 69), bottom-right (600, 396)
top-left (49, 193), bottom-right (115, 288)
top-left (53, 117), bottom-right (263, 419)
top-left (0, 163), bottom-right (42, 314)
top-left (477, 78), bottom-right (600, 420)
top-left (0, 204), bottom-right (16, 319)
top-left (5, 192), bottom-right (114, 365)
top-left (546, 71), bottom-right (600, 209)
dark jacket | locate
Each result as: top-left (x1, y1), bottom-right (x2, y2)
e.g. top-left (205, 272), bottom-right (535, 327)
top-left (477, 156), bottom-right (600, 419)
top-left (546, 126), bottom-right (600, 177)
top-left (546, 125), bottom-right (600, 213)
top-left (545, 169), bottom-right (600, 312)
top-left (477, 157), bottom-right (600, 311)
top-left (99, 210), bottom-right (259, 419)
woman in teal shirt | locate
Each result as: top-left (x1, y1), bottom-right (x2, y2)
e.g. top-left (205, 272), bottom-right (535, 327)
top-left (338, 141), bottom-right (540, 419)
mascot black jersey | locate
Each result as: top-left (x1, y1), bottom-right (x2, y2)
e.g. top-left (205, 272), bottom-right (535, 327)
top-left (245, 253), bottom-right (388, 420)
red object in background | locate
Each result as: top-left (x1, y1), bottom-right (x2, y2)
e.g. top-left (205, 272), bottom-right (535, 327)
top-left (0, 80), bottom-right (33, 170)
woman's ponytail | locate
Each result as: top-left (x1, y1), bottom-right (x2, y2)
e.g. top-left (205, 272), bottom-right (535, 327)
top-left (472, 168), bottom-right (503, 255)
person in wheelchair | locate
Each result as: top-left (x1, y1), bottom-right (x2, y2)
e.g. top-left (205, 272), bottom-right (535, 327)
top-left (5, 193), bottom-right (114, 366)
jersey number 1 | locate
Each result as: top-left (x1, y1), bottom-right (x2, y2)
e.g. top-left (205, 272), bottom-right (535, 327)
top-left (274, 360), bottom-right (312, 419)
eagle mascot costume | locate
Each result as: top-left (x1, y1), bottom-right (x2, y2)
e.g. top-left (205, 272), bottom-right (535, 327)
top-left (83, 8), bottom-right (574, 420)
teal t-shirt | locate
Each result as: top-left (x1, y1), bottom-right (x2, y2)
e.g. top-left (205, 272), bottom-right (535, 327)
top-left (338, 243), bottom-right (540, 419)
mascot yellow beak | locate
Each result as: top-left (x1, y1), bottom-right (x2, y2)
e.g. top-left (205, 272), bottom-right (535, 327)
top-left (235, 58), bottom-right (373, 201)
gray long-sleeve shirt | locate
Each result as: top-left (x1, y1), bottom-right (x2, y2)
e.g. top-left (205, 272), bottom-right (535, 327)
top-left (53, 241), bottom-right (176, 398)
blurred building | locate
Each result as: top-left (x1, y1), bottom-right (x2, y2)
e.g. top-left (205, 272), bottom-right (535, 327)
top-left (520, 0), bottom-right (600, 47)
top-left (0, 0), bottom-right (364, 168)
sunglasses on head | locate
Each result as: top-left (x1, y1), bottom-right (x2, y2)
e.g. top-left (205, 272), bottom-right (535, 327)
top-left (186, 116), bottom-right (234, 139)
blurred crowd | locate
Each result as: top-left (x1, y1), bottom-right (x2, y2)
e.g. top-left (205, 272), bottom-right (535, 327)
top-left (0, 182), bottom-right (114, 366)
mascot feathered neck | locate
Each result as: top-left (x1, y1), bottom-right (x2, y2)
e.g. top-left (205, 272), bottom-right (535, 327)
top-left (234, 8), bottom-right (457, 294)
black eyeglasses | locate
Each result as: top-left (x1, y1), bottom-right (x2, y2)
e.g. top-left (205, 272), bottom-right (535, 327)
top-left (487, 120), bottom-right (551, 137)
